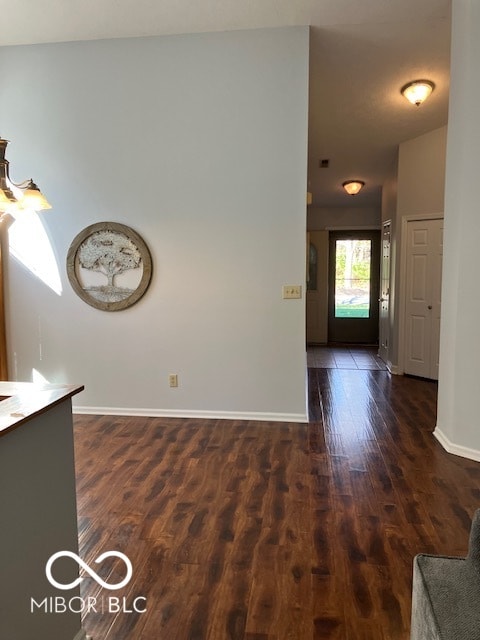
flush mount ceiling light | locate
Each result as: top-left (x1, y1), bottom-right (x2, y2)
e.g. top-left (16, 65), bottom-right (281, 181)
top-left (0, 135), bottom-right (51, 215)
top-left (401, 80), bottom-right (435, 106)
top-left (342, 180), bottom-right (365, 196)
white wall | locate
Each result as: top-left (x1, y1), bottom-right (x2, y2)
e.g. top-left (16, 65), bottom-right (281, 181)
top-left (307, 205), bottom-right (380, 230)
top-left (381, 161), bottom-right (398, 225)
top-left (397, 126), bottom-right (447, 218)
top-left (0, 27), bottom-right (310, 421)
top-left (388, 126), bottom-right (447, 368)
top-left (435, 0), bottom-right (480, 459)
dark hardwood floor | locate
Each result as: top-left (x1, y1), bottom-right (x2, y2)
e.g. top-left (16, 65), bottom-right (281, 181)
top-left (73, 368), bottom-right (480, 639)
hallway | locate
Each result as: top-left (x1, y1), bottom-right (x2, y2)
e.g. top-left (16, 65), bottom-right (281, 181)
top-left (307, 365), bottom-right (476, 637)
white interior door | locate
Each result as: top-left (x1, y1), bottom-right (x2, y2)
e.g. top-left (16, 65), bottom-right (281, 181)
top-left (404, 218), bottom-right (443, 379)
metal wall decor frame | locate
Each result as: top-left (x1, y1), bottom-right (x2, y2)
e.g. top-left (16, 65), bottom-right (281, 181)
top-left (66, 221), bottom-right (153, 311)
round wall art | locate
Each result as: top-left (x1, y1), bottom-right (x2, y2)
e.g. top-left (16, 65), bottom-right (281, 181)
top-left (66, 222), bottom-right (153, 311)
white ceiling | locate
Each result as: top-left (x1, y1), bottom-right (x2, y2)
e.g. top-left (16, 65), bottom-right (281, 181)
top-left (0, 0), bottom-right (451, 208)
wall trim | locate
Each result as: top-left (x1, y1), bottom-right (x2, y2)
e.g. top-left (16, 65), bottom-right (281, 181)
top-left (73, 406), bottom-right (308, 424)
top-left (433, 427), bottom-right (480, 463)
top-left (72, 630), bottom-right (89, 640)
top-left (387, 361), bottom-right (401, 375)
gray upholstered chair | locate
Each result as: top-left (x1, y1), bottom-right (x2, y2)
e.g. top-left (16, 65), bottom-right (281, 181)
top-left (411, 509), bottom-right (480, 639)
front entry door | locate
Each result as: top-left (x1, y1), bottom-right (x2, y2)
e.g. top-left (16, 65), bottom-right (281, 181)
top-left (328, 230), bottom-right (381, 344)
top-left (404, 218), bottom-right (443, 379)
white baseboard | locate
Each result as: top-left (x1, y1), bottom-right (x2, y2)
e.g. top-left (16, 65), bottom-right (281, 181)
top-left (433, 427), bottom-right (480, 463)
top-left (72, 406), bottom-right (308, 424)
top-left (387, 361), bottom-right (401, 375)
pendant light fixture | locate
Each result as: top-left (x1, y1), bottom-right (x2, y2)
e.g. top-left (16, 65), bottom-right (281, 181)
top-left (401, 80), bottom-right (435, 106)
top-left (0, 135), bottom-right (51, 214)
top-left (342, 180), bottom-right (365, 196)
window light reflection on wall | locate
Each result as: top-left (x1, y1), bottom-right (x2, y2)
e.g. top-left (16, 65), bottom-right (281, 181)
top-left (0, 134), bottom-right (60, 294)
top-left (9, 210), bottom-right (62, 295)
top-left (32, 368), bottom-right (50, 384)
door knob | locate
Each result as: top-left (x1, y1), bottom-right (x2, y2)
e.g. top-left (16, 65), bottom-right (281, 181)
top-left (428, 305), bottom-right (432, 310)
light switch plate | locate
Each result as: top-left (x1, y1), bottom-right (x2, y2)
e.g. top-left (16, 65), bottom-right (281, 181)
top-left (283, 285), bottom-right (302, 299)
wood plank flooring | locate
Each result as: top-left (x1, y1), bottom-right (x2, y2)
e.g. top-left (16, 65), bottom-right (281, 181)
top-left (73, 368), bottom-right (480, 639)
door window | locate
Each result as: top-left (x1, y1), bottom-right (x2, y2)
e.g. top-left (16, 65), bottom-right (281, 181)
top-left (334, 239), bottom-right (372, 318)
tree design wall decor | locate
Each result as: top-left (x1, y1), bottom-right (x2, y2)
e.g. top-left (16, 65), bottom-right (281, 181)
top-left (67, 222), bottom-right (153, 311)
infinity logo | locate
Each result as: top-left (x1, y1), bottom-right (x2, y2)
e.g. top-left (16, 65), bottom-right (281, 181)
top-left (46, 551), bottom-right (133, 591)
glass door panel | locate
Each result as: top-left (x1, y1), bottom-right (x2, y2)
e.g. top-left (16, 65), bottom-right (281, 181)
top-left (334, 239), bottom-right (372, 318)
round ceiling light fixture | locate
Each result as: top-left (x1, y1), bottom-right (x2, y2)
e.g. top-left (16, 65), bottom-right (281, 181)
top-left (342, 180), bottom-right (365, 196)
top-left (401, 79), bottom-right (435, 106)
